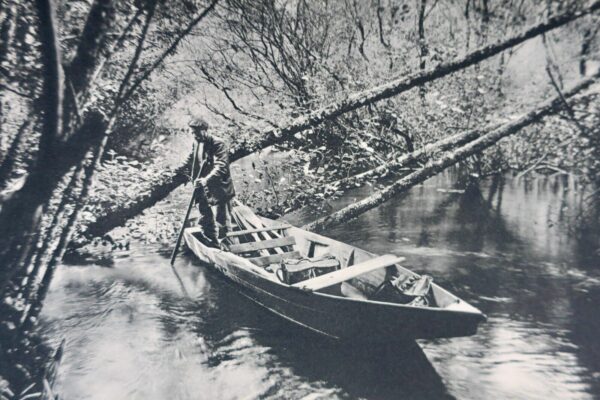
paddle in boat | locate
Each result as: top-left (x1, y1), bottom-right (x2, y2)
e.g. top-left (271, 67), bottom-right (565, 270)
top-left (183, 203), bottom-right (486, 343)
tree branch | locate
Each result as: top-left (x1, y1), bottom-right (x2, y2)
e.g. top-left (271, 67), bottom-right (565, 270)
top-left (546, 65), bottom-right (589, 137)
top-left (229, 1), bottom-right (600, 161)
top-left (115, 0), bottom-right (219, 108)
top-left (112, 0), bottom-right (157, 110)
top-left (0, 81), bottom-right (33, 98)
top-left (66, 0), bottom-right (116, 95)
top-left (62, 0), bottom-right (116, 138)
top-left (86, 7), bottom-right (144, 100)
top-left (376, 0), bottom-right (390, 48)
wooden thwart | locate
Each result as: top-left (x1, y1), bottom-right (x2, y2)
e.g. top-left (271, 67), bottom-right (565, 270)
top-left (229, 236), bottom-right (296, 254)
top-left (293, 254), bottom-right (405, 292)
top-left (231, 204), bottom-right (287, 255)
top-left (227, 223), bottom-right (291, 237)
top-left (249, 251), bottom-right (301, 267)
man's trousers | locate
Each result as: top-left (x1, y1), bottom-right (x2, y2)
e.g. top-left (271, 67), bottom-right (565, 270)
top-left (195, 187), bottom-right (231, 243)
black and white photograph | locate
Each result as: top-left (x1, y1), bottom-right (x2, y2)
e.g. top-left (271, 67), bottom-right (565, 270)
top-left (1, 0), bottom-right (599, 399)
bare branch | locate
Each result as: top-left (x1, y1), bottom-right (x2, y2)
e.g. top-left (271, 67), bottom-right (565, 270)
top-left (376, 0), bottom-right (390, 48)
top-left (86, 7), bottom-right (144, 98)
top-left (546, 66), bottom-right (589, 137)
top-left (116, 0), bottom-right (219, 108)
top-left (66, 0), bottom-right (116, 96)
top-left (199, 64), bottom-right (280, 128)
top-left (112, 0), bottom-right (157, 110)
top-left (0, 81), bottom-right (33, 98)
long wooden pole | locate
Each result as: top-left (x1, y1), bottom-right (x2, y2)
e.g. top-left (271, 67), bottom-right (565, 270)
top-left (170, 142), bottom-right (203, 265)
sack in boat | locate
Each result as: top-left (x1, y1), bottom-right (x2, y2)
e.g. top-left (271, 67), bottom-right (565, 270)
top-left (391, 274), bottom-right (432, 296)
top-left (394, 274), bottom-right (434, 306)
top-left (277, 253), bottom-right (340, 285)
top-left (371, 273), bottom-right (434, 306)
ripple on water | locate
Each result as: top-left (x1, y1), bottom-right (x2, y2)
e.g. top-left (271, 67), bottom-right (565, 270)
top-left (421, 317), bottom-right (593, 400)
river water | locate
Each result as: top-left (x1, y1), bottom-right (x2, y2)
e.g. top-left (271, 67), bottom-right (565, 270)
top-left (39, 172), bottom-right (600, 400)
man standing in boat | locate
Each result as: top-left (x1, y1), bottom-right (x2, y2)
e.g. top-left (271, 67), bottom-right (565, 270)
top-left (189, 117), bottom-right (235, 247)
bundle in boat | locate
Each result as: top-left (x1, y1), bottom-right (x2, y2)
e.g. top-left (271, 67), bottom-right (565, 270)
top-left (276, 253), bottom-right (340, 285)
top-left (371, 274), bottom-right (436, 307)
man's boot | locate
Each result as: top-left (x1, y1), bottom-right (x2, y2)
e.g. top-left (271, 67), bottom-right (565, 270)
top-left (195, 188), bottom-right (219, 248)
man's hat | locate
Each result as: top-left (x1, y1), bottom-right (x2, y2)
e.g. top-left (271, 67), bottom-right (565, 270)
top-left (189, 116), bottom-right (209, 130)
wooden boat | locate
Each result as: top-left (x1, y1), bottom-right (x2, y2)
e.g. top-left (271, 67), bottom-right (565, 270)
top-left (183, 204), bottom-right (486, 343)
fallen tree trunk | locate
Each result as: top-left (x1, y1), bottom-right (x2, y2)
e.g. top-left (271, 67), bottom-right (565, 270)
top-left (331, 123), bottom-right (503, 189)
top-left (76, 2), bottom-right (600, 243)
top-left (76, 158), bottom-right (190, 243)
top-left (302, 73), bottom-right (600, 233)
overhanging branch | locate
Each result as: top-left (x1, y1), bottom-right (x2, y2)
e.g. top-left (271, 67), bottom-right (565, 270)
top-left (229, 1), bottom-right (600, 160)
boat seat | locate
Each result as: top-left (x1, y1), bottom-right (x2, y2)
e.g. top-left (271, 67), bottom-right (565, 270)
top-left (306, 238), bottom-right (330, 257)
top-left (230, 204), bottom-right (293, 257)
top-left (227, 223), bottom-right (291, 237)
top-left (293, 254), bottom-right (405, 292)
top-left (229, 236), bottom-right (296, 254)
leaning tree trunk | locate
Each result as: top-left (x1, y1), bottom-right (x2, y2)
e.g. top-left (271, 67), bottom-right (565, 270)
top-left (331, 122), bottom-right (503, 189)
top-left (0, 0), bottom-right (65, 295)
top-left (78, 2), bottom-right (600, 243)
top-left (302, 72), bottom-right (600, 232)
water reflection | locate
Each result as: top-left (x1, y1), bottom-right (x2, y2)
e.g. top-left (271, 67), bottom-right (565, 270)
top-left (40, 172), bottom-right (600, 399)
top-left (213, 282), bottom-right (453, 399)
top-left (41, 248), bottom-right (451, 400)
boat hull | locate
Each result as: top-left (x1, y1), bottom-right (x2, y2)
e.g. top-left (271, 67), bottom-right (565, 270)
top-left (184, 229), bottom-right (485, 343)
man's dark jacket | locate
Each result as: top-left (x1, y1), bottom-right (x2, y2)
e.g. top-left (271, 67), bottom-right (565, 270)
top-left (193, 132), bottom-right (235, 205)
